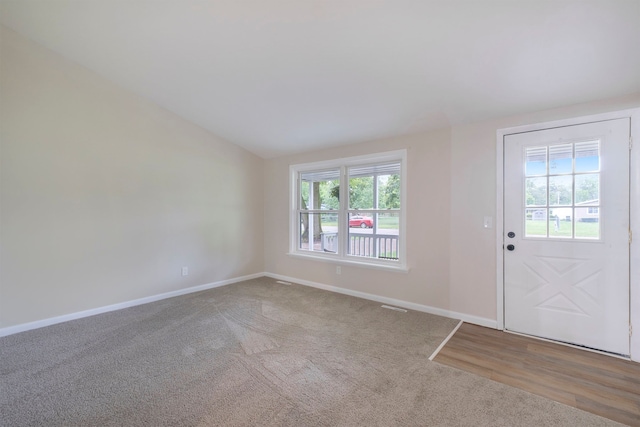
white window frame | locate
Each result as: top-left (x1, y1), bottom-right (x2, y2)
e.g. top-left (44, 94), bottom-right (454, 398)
top-left (289, 150), bottom-right (407, 271)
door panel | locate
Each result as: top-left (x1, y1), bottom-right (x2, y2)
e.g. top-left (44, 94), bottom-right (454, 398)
top-left (504, 119), bottom-right (630, 355)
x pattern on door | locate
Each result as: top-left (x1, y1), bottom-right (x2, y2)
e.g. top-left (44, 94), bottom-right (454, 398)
top-left (523, 255), bottom-right (602, 317)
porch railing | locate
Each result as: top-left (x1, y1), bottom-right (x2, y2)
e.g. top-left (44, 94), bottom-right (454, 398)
top-left (321, 232), bottom-right (399, 260)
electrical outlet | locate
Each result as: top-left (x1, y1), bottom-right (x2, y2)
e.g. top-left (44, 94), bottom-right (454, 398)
top-left (336, 266), bottom-right (341, 275)
top-left (181, 266), bottom-right (188, 276)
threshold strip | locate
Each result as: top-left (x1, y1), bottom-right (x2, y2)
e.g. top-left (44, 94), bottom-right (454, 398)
top-left (429, 320), bottom-right (464, 361)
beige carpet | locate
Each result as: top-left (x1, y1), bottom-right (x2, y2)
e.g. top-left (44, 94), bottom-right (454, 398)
top-left (0, 277), bottom-right (623, 426)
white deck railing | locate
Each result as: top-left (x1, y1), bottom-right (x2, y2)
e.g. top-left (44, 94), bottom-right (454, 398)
top-left (321, 232), bottom-right (399, 260)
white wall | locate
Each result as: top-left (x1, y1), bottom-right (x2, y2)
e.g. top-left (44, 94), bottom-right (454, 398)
top-left (0, 26), bottom-right (265, 328)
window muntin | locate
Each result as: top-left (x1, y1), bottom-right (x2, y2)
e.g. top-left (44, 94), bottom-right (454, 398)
top-left (523, 140), bottom-right (601, 240)
top-left (291, 151), bottom-right (406, 269)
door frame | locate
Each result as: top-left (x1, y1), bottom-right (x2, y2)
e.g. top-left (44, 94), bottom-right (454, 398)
top-left (496, 108), bottom-right (640, 362)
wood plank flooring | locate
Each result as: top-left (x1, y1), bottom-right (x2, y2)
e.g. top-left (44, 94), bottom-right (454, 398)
top-left (433, 323), bottom-right (640, 426)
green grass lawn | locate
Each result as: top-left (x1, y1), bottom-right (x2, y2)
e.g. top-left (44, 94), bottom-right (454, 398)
top-left (526, 219), bottom-right (599, 238)
top-left (378, 216), bottom-right (399, 229)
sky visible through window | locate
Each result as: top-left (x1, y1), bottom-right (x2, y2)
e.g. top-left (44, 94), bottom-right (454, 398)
top-left (525, 141), bottom-right (599, 176)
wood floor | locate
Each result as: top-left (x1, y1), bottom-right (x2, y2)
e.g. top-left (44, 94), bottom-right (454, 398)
top-left (433, 323), bottom-right (640, 426)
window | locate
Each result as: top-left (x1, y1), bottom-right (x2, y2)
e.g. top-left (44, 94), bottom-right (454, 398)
top-left (290, 150), bottom-right (406, 270)
top-left (524, 140), bottom-right (600, 239)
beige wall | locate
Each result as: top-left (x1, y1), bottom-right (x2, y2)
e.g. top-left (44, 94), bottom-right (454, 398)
top-left (265, 93), bottom-right (640, 324)
top-left (264, 130), bottom-right (453, 312)
top-left (2, 24), bottom-right (638, 331)
top-left (0, 27), bottom-right (264, 328)
top-left (449, 93), bottom-right (640, 321)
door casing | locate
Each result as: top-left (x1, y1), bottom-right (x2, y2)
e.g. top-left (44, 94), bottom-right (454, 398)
top-left (496, 108), bottom-right (640, 362)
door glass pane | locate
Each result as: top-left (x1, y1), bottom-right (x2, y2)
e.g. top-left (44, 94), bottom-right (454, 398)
top-left (549, 209), bottom-right (572, 238)
top-left (549, 144), bottom-right (573, 174)
top-left (525, 177), bottom-right (547, 206)
top-left (575, 140), bottom-right (600, 173)
top-left (575, 174), bottom-right (599, 205)
top-left (525, 208), bottom-right (547, 237)
top-left (525, 146), bottom-right (547, 176)
top-left (575, 207), bottom-right (600, 239)
top-left (549, 175), bottom-right (572, 206)
top-left (521, 141), bottom-right (604, 242)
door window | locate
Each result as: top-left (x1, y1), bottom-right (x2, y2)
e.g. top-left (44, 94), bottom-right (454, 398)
top-left (524, 140), bottom-right (600, 239)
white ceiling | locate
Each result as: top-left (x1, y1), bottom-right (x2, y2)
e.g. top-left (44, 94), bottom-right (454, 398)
top-left (1, 0), bottom-right (639, 158)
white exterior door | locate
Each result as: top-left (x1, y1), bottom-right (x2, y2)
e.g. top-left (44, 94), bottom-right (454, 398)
top-left (504, 119), bottom-right (630, 356)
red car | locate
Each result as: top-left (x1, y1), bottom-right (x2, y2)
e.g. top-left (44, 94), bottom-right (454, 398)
top-left (349, 215), bottom-right (373, 228)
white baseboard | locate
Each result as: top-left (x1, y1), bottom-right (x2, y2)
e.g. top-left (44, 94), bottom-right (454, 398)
top-left (0, 272), bottom-right (264, 338)
top-left (264, 272), bottom-right (498, 329)
top-left (1, 271), bottom-right (497, 338)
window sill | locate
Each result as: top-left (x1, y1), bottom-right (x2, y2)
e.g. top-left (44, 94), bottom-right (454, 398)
top-left (287, 251), bottom-right (409, 273)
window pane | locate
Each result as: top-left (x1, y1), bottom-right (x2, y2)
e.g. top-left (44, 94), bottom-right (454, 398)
top-left (348, 212), bottom-right (374, 258)
top-left (377, 212), bottom-right (400, 260)
top-left (525, 146), bottom-right (547, 176)
top-left (349, 175), bottom-right (374, 209)
top-left (549, 144), bottom-right (573, 174)
top-left (300, 169), bottom-right (340, 210)
top-left (525, 208), bottom-right (547, 237)
top-left (300, 180), bottom-right (310, 210)
top-left (378, 174), bottom-right (400, 209)
top-left (348, 212), bottom-right (399, 260)
top-left (378, 211), bottom-right (399, 232)
top-left (575, 140), bottom-right (600, 173)
top-left (349, 162), bottom-right (401, 210)
top-left (525, 177), bottom-right (547, 206)
top-left (575, 207), bottom-right (600, 239)
top-left (319, 179), bottom-right (340, 210)
top-left (549, 209), bottom-right (572, 238)
top-left (299, 212), bottom-right (338, 253)
top-left (549, 175), bottom-right (572, 206)
top-left (348, 212), bottom-right (374, 229)
top-left (575, 174), bottom-right (599, 205)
